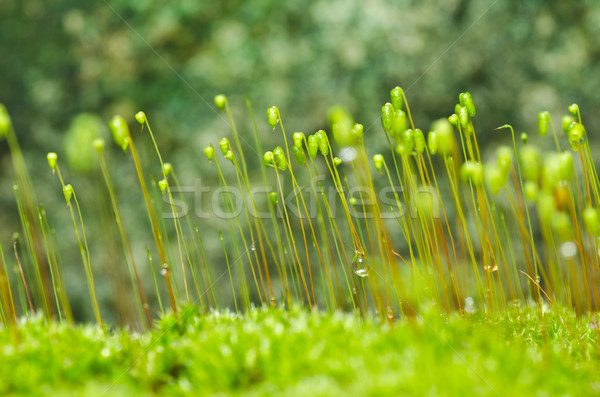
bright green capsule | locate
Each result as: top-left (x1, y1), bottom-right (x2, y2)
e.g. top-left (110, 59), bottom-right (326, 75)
top-left (583, 207), bottom-right (600, 236)
top-left (392, 110), bottom-right (407, 137)
top-left (219, 138), bottom-right (230, 155)
top-left (524, 181), bottom-right (538, 202)
top-left (0, 104), bottom-right (11, 137)
top-left (558, 152), bottom-right (574, 180)
top-left (562, 115), bottom-right (575, 133)
top-left (351, 123), bottom-right (363, 142)
top-left (109, 115), bottom-right (130, 152)
top-left (225, 150), bottom-right (234, 163)
top-left (538, 111), bottom-right (549, 137)
top-left (333, 157), bottom-right (342, 166)
top-left (121, 137), bottom-right (130, 153)
top-left (457, 105), bottom-right (469, 128)
top-left (47, 152), bottom-right (57, 170)
top-left (292, 145), bottom-right (305, 165)
top-left (293, 132), bottom-right (305, 148)
top-left (497, 146), bottom-right (513, 178)
top-left (485, 166), bottom-right (503, 195)
top-left (413, 129), bottom-right (425, 154)
top-left (373, 154), bottom-right (384, 173)
top-left (263, 151), bottom-right (274, 168)
top-left (537, 192), bottom-right (555, 222)
top-left (568, 123), bottom-right (586, 151)
top-left (204, 145), bottom-right (215, 162)
top-left (267, 106), bottom-right (279, 129)
top-left (427, 131), bottom-right (438, 155)
top-left (349, 197), bottom-right (357, 206)
top-left (390, 86), bottom-right (403, 111)
top-left (63, 184), bottom-right (73, 204)
top-left (307, 135), bottom-right (319, 159)
top-left (541, 154), bottom-right (561, 191)
top-left (162, 163), bottom-right (173, 177)
top-left (135, 111), bottom-right (146, 125)
top-left (520, 132), bottom-right (528, 144)
top-left (214, 94), bottom-right (227, 111)
top-left (273, 146), bottom-right (287, 170)
top-left (93, 138), bottom-right (105, 155)
top-left (433, 119), bottom-right (455, 156)
top-left (459, 92), bottom-right (476, 117)
top-left (460, 161), bottom-right (483, 186)
top-left (158, 179), bottom-right (168, 193)
top-left (398, 129), bottom-right (414, 155)
top-left (448, 114), bottom-right (459, 127)
top-left (520, 146), bottom-right (540, 181)
top-left (316, 130), bottom-right (329, 156)
top-left (551, 211), bottom-right (572, 241)
top-left (381, 103), bottom-right (394, 133)
top-left (269, 191), bottom-right (278, 206)
top-left (568, 103), bottom-right (579, 116)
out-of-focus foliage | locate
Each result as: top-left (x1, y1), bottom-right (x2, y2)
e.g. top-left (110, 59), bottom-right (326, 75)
top-left (1, 0), bottom-right (599, 322)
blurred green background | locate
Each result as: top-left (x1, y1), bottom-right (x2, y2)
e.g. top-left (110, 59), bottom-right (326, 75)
top-left (1, 0), bottom-right (599, 326)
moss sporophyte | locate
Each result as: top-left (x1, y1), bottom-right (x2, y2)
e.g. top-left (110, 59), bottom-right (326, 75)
top-left (0, 87), bottom-right (600, 330)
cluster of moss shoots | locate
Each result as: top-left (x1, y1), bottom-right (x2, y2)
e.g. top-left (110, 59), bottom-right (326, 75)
top-left (0, 87), bottom-right (597, 333)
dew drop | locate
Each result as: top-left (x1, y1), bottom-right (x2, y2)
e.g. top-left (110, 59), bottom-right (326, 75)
top-left (270, 296), bottom-right (276, 306)
top-left (464, 296), bottom-right (475, 314)
top-left (352, 251), bottom-right (368, 277)
top-left (161, 263), bottom-right (168, 277)
top-left (560, 241), bottom-right (577, 259)
top-left (250, 243), bottom-right (256, 252)
top-left (386, 306), bottom-right (394, 320)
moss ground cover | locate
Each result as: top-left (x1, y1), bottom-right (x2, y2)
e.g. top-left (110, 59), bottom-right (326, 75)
top-left (1, 305), bottom-right (599, 396)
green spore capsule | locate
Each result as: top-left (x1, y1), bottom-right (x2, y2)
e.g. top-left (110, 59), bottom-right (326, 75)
top-left (109, 115), bottom-right (130, 152)
top-left (0, 104), bottom-right (11, 137)
top-left (333, 157), bottom-right (342, 166)
top-left (496, 146), bottom-right (513, 178)
top-left (562, 115), bottom-right (575, 133)
top-left (316, 130), bottom-right (329, 156)
top-left (537, 192), bottom-right (555, 222)
top-left (349, 197), bottom-right (357, 206)
top-left (273, 146), bottom-right (287, 170)
top-left (267, 106), bottom-right (279, 129)
top-left (263, 151), bottom-right (274, 168)
top-left (392, 110), bottom-right (407, 137)
top-left (398, 129), bottom-right (414, 155)
top-left (460, 161), bottom-right (483, 186)
top-left (135, 111), bottom-right (146, 125)
top-left (457, 105), bottom-right (469, 128)
top-left (583, 207), bottom-right (600, 236)
top-left (373, 154), bottom-right (384, 173)
top-left (538, 111), bottom-right (549, 136)
top-left (214, 95), bottom-right (227, 111)
top-left (63, 184), bottom-right (73, 204)
top-left (427, 131), bottom-right (438, 155)
top-left (551, 211), bottom-right (572, 241)
top-left (413, 129), bottom-right (425, 154)
top-left (568, 103), bottom-right (579, 116)
top-left (307, 135), bottom-right (319, 159)
top-left (204, 145), bottom-right (215, 162)
top-left (558, 152), bottom-right (574, 181)
top-left (568, 122), bottom-right (586, 151)
top-left (520, 132), bottom-right (528, 144)
top-left (47, 152), bottom-right (58, 170)
top-left (121, 136), bottom-right (130, 153)
top-left (293, 132), bottom-right (305, 148)
top-left (225, 150), bottom-right (234, 163)
top-left (448, 114), bottom-right (459, 127)
top-left (162, 163), bottom-right (173, 177)
top-left (381, 103), bottom-right (394, 133)
top-left (158, 179), bottom-right (168, 193)
top-left (292, 145), bottom-right (305, 165)
top-left (390, 86), bottom-right (403, 111)
top-left (541, 154), bottom-right (561, 191)
top-left (523, 181), bottom-right (538, 202)
top-left (219, 138), bottom-right (230, 155)
top-left (269, 191), bottom-right (279, 206)
top-left (485, 166), bottom-right (504, 195)
top-left (520, 146), bottom-right (540, 182)
top-left (459, 92), bottom-right (476, 117)
top-left (93, 138), bottom-right (105, 155)
top-left (351, 123), bottom-right (364, 142)
top-left (431, 118), bottom-right (456, 156)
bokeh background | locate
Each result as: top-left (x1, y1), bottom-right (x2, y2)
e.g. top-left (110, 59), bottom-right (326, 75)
top-left (1, 0), bottom-right (600, 326)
